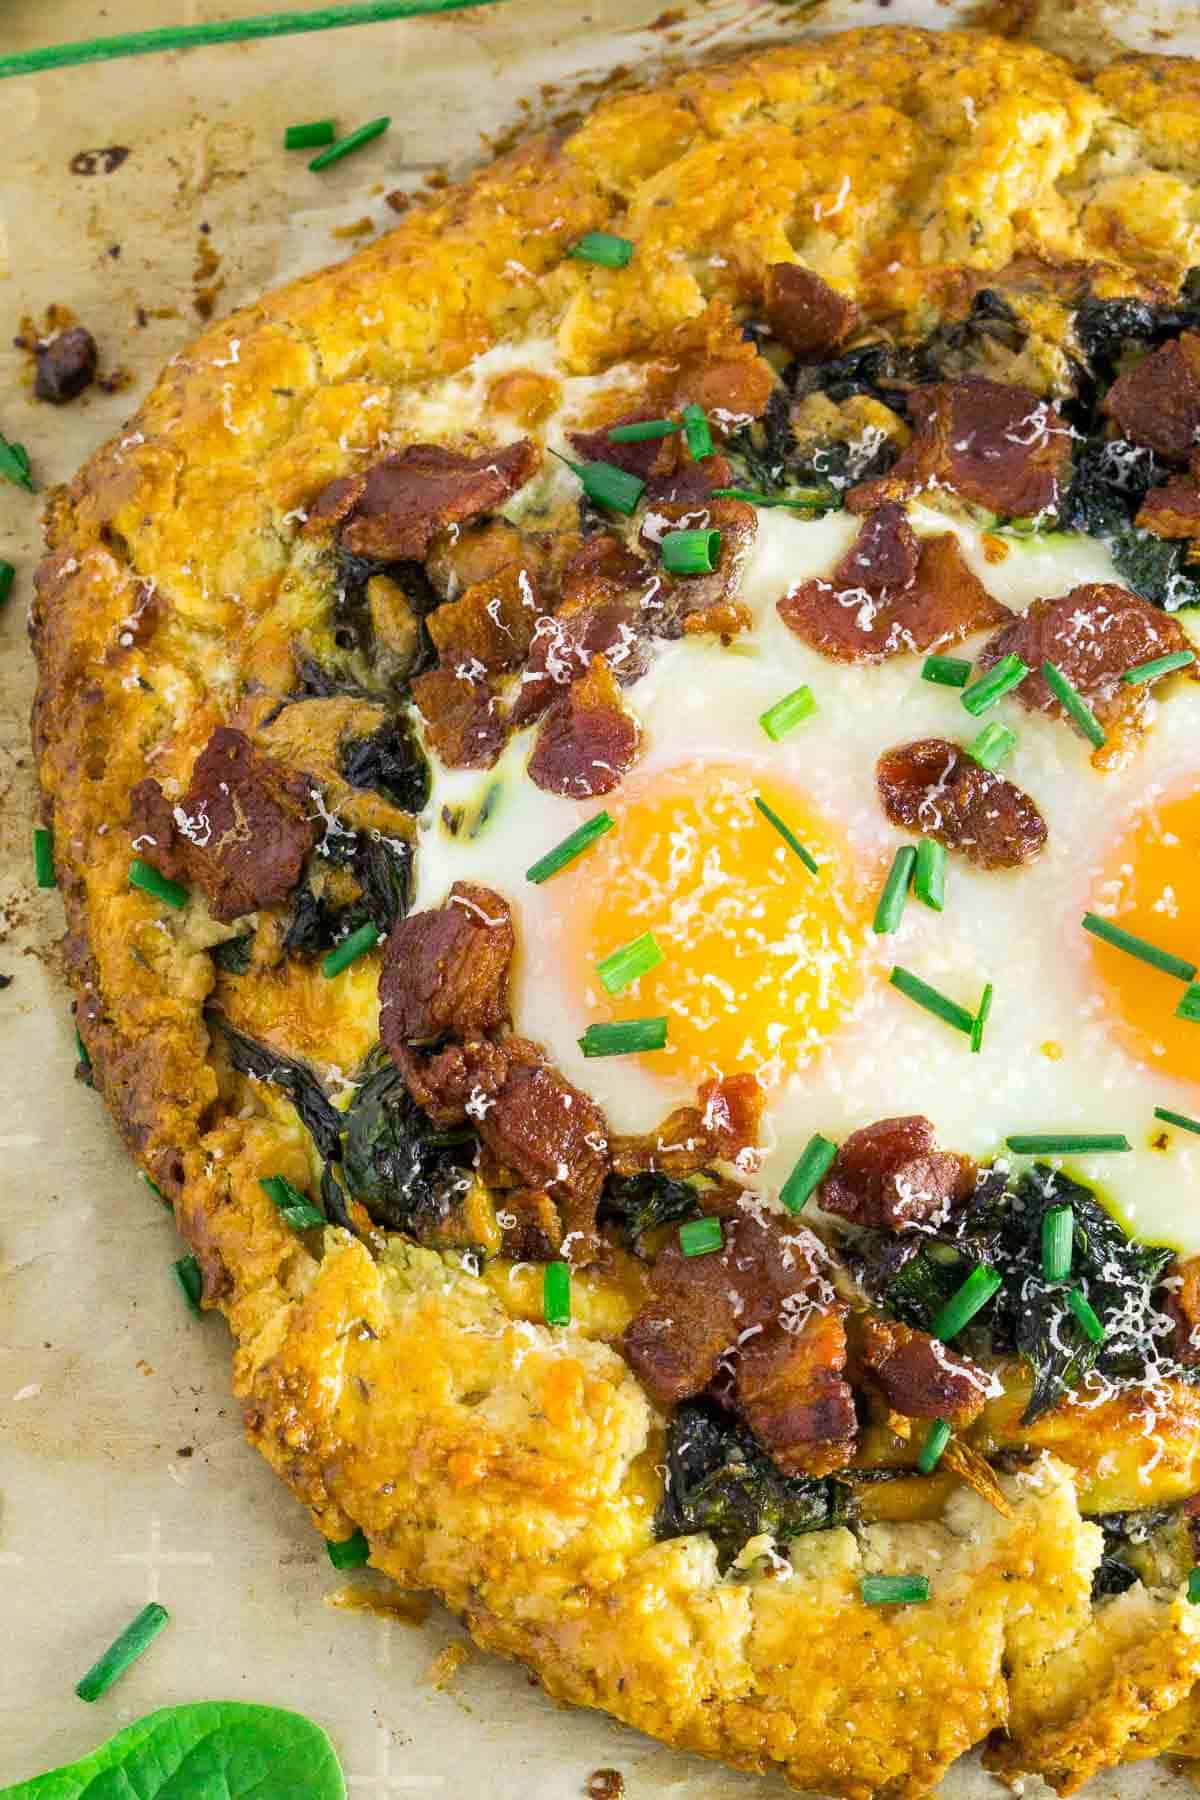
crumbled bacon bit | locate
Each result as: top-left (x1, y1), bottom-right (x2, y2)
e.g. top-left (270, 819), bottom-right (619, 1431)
top-left (527, 656), bottom-right (641, 799)
top-left (378, 881), bottom-right (513, 1047)
top-left (859, 1316), bottom-right (991, 1425)
top-left (1103, 333), bottom-right (1200, 464)
top-left (128, 726), bottom-right (317, 924)
top-left (639, 495), bottom-right (757, 638)
top-left (644, 300), bottom-right (775, 432)
top-left (763, 263), bottom-right (860, 360)
top-left (426, 561), bottom-right (544, 674)
top-left (410, 664), bottom-right (507, 770)
top-left (569, 411), bottom-right (679, 481)
top-left (876, 738), bottom-right (1048, 869)
top-left (610, 1073), bottom-right (764, 1178)
top-left (1166, 1257), bottom-right (1200, 1367)
top-left (642, 452), bottom-right (734, 508)
top-left (496, 1187), bottom-right (564, 1261)
top-left (310, 439), bottom-right (539, 562)
top-left (507, 536), bottom-right (652, 730)
top-left (473, 1036), bottom-right (609, 1247)
top-left (425, 518), bottom-right (527, 601)
top-left (818, 1115), bottom-right (975, 1231)
top-left (1136, 463), bottom-right (1200, 539)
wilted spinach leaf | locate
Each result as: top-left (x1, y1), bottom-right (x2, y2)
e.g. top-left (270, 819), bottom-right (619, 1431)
top-left (1090, 1505), bottom-right (1180, 1600)
top-left (284, 830), bottom-right (412, 960)
top-left (340, 718), bottom-right (430, 814)
top-left (341, 1047), bottom-right (475, 1236)
top-left (600, 1172), bottom-right (701, 1247)
top-left (210, 1014), bottom-right (343, 1163)
top-left (210, 933), bottom-right (253, 976)
top-left (1065, 437), bottom-right (1200, 611)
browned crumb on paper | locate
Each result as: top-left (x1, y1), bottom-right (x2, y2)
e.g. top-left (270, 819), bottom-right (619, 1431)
top-left (427, 1639), bottom-right (472, 1688)
top-left (586, 1772), bottom-right (626, 1799)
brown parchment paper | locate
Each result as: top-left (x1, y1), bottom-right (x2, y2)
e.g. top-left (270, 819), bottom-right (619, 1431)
top-left (4, 2), bottom-right (1200, 1793)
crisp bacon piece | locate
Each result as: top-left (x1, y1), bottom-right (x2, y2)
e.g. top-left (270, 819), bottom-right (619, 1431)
top-left (1167, 1257), bottom-right (1200, 1367)
top-left (394, 1036), bottom-right (510, 1131)
top-left (643, 452), bottom-right (734, 508)
top-left (818, 1115), bottom-right (975, 1232)
top-left (128, 726), bottom-right (317, 924)
top-left (738, 1308), bottom-right (857, 1478)
top-left (763, 264), bottom-right (860, 360)
top-left (507, 536), bottom-right (652, 730)
top-left (640, 496), bottom-right (757, 638)
top-left (975, 583), bottom-right (1200, 758)
top-left (426, 561), bottom-right (543, 674)
top-left (877, 738), bottom-right (1048, 869)
top-left (569, 411), bottom-right (679, 481)
top-left (780, 527), bottom-right (1009, 664)
top-left (379, 881), bottom-right (513, 1048)
top-left (469, 1036), bottom-right (609, 1248)
top-left (610, 1073), bottom-right (764, 1179)
top-left (847, 377), bottom-right (1071, 519)
top-left (496, 1188), bottom-right (565, 1262)
top-left (410, 665), bottom-right (507, 770)
top-left (645, 301), bottom-right (775, 433)
top-left (425, 519), bottom-right (527, 600)
top-left (859, 1316), bottom-right (991, 1426)
top-left (1103, 333), bottom-right (1200, 464)
top-left (622, 1234), bottom-right (741, 1406)
top-left (310, 439), bottom-right (539, 562)
top-left (1136, 459), bottom-right (1200, 539)
top-left (527, 656), bottom-right (641, 799)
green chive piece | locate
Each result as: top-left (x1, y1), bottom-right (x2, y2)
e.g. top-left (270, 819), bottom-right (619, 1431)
top-left (607, 418), bottom-right (678, 443)
top-left (661, 527), bottom-right (720, 575)
top-left (596, 930), bottom-right (663, 995)
top-left (681, 402), bottom-right (714, 460)
top-left (128, 857), bottom-right (187, 909)
top-left (961, 653), bottom-right (1029, 716)
top-left (921, 654), bottom-right (971, 689)
top-left (554, 452), bottom-right (645, 516)
top-left (1041, 661), bottom-right (1106, 750)
top-left (171, 1254), bottom-right (204, 1317)
top-left (679, 1216), bottom-right (723, 1257)
top-left (780, 1133), bottom-right (838, 1214)
top-left (260, 1174), bottom-right (325, 1231)
top-left (969, 981), bottom-right (993, 1055)
top-left (914, 838), bottom-right (946, 913)
top-left (1122, 649), bottom-right (1197, 687)
top-left (141, 1172), bottom-right (166, 1202)
top-left (967, 721), bottom-right (1017, 771)
top-left (1155, 1106), bottom-right (1200, 1136)
top-left (1188, 1568), bottom-right (1200, 1605)
top-left (75, 1026), bottom-right (91, 1070)
top-left (526, 812), bottom-right (614, 883)
top-left (0, 561), bottom-right (14, 604)
top-left (860, 1575), bottom-right (930, 1607)
top-left (916, 1420), bottom-right (951, 1475)
top-left (285, 118), bottom-right (335, 149)
top-left (711, 485), bottom-right (831, 511)
top-left (0, 432), bottom-right (34, 492)
top-left (578, 1017), bottom-right (668, 1057)
top-left (1081, 911), bottom-right (1196, 983)
top-left (889, 966), bottom-right (975, 1036)
top-left (1067, 1286), bottom-right (1106, 1344)
top-left (753, 795), bottom-right (819, 877)
top-left (873, 846), bottom-right (917, 936)
top-left (931, 1264), bottom-right (1002, 1341)
top-left (1177, 983), bottom-right (1200, 1023)
top-left (1004, 1134), bottom-right (1131, 1155)
top-left (568, 231), bottom-right (634, 268)
top-left (544, 1259), bottom-right (571, 1325)
top-left (321, 920), bottom-right (379, 979)
top-left (760, 684), bottom-right (816, 742)
top-left (326, 1529), bottom-right (370, 1570)
top-left (307, 114), bottom-right (390, 171)
top-left (1041, 1204), bottom-right (1074, 1281)
top-left (33, 827), bottom-right (56, 889)
top-left (75, 1602), bottom-right (169, 1702)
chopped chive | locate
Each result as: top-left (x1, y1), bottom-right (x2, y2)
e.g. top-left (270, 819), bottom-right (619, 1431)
top-left (916, 1419), bottom-right (951, 1475)
top-left (753, 795), bottom-right (818, 876)
top-left (1122, 649), bottom-right (1197, 687)
top-left (321, 920), bottom-right (379, 978)
top-left (607, 418), bottom-right (678, 443)
top-left (1067, 1286), bottom-right (1106, 1344)
top-left (260, 1174), bottom-right (326, 1230)
top-left (1041, 1204), bottom-right (1074, 1281)
top-left (526, 811), bottom-right (614, 883)
top-left (889, 966), bottom-right (974, 1036)
top-left (578, 1017), bottom-right (668, 1057)
top-left (0, 561), bottom-right (13, 604)
top-left (1004, 1134), bottom-right (1131, 1155)
top-left (679, 1216), bottom-right (723, 1257)
top-left (75, 1602), bottom-right (169, 1702)
top-left (931, 1264), bottom-right (1002, 1341)
top-left (75, 1026), bottom-right (91, 1070)
top-left (759, 684), bottom-right (816, 742)
top-left (553, 451), bottom-right (645, 516)
top-left (711, 485), bottom-right (831, 510)
top-left (1155, 1106), bottom-right (1200, 1136)
top-left (780, 1133), bottom-right (838, 1214)
top-left (1041, 661), bottom-right (1105, 750)
top-left (914, 838), bottom-right (946, 913)
top-left (967, 722), bottom-right (1017, 770)
top-left (873, 846), bottom-right (917, 936)
top-left (307, 114), bottom-right (390, 171)
top-left (0, 432), bottom-right (34, 492)
top-left (128, 857), bottom-right (187, 909)
top-left (970, 981), bottom-right (994, 1056)
top-left (961, 653), bottom-right (1029, 716)
top-left (285, 118), bottom-right (335, 149)
top-left (1189, 1568), bottom-right (1200, 1605)
top-left (860, 1574), bottom-right (929, 1607)
top-left (171, 1254), bottom-right (204, 1317)
top-left (681, 402), bottom-right (713, 460)
top-left (1081, 912), bottom-right (1196, 983)
top-left (568, 230), bottom-right (634, 268)
top-left (1178, 983), bottom-right (1200, 1023)
top-left (141, 1172), bottom-right (166, 1202)
top-left (33, 827), bottom-right (56, 889)
top-left (661, 527), bottom-right (720, 575)
top-left (544, 1259), bottom-right (571, 1325)
top-left (596, 930), bottom-right (663, 995)
top-left (326, 1529), bottom-right (370, 1570)
top-left (921, 654), bottom-right (971, 689)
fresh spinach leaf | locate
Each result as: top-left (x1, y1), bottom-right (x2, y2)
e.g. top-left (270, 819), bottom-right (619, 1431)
top-left (210, 1014), bottom-right (343, 1164)
top-left (341, 1047), bottom-right (475, 1237)
top-left (0, 1700), bottom-right (345, 1799)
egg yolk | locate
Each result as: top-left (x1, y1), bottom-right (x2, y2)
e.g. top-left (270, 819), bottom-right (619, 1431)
top-left (1088, 781), bottom-right (1200, 1086)
top-left (565, 763), bottom-right (872, 1087)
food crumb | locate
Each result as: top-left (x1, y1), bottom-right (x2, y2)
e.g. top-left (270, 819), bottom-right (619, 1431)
top-left (980, 532), bottom-right (1009, 564)
top-left (427, 1641), bottom-right (471, 1688)
top-left (586, 1773), bottom-right (625, 1799)
top-left (332, 215), bottom-right (377, 240)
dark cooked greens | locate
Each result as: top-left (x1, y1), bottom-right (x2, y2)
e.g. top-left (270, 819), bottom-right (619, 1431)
top-left (285, 828), bottom-right (413, 960)
top-left (340, 717), bottom-right (430, 813)
top-left (1089, 1505), bottom-right (1181, 1600)
top-left (210, 932), bottom-right (253, 975)
top-left (340, 1047), bottom-right (476, 1236)
top-left (599, 1170), bottom-right (702, 1247)
top-left (210, 1014), bottom-right (343, 1163)
top-left (1064, 437), bottom-right (1200, 611)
